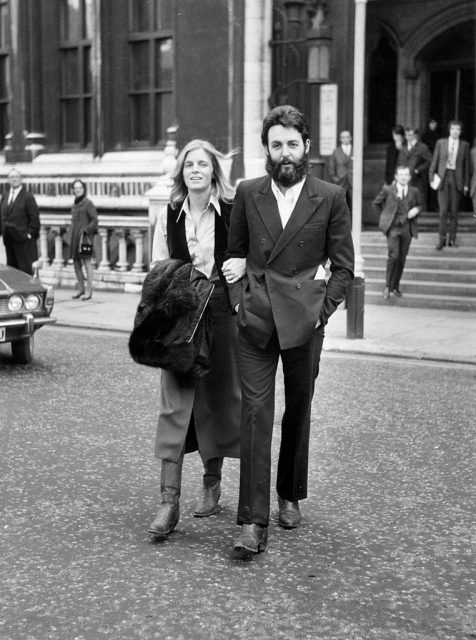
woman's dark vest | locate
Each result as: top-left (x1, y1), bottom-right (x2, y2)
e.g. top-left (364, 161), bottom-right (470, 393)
top-left (166, 199), bottom-right (232, 304)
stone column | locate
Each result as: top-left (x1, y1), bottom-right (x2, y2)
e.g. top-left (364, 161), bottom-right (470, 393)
top-left (131, 230), bottom-right (146, 273)
top-left (97, 228), bottom-right (111, 272)
top-left (114, 230), bottom-right (129, 272)
top-left (5, 0), bottom-right (28, 162)
top-left (91, 0), bottom-right (104, 158)
top-left (52, 228), bottom-right (65, 268)
top-left (242, 0), bottom-right (273, 178)
top-left (39, 226), bottom-right (49, 265)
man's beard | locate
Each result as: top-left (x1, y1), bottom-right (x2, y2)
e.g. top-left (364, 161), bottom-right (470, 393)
top-left (266, 153), bottom-right (309, 187)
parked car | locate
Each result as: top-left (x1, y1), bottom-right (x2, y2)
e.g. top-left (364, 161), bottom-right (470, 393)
top-left (0, 262), bottom-right (56, 364)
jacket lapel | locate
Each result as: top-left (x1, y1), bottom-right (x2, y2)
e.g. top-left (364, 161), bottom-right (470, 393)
top-left (251, 177), bottom-right (283, 244)
top-left (268, 177), bottom-right (324, 263)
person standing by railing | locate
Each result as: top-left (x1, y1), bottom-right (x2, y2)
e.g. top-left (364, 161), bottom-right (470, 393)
top-left (66, 179), bottom-right (98, 300)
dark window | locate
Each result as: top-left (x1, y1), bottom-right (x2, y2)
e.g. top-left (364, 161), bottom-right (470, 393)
top-left (0, 0), bottom-right (8, 148)
top-left (128, 0), bottom-right (174, 146)
top-left (59, 0), bottom-right (93, 148)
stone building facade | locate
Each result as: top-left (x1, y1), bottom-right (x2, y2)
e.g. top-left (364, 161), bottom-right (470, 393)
top-left (0, 0), bottom-right (474, 225)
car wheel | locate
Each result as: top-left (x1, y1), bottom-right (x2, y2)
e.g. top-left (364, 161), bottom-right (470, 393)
top-left (11, 336), bottom-right (34, 364)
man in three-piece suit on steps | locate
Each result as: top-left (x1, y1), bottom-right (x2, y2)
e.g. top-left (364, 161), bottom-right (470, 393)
top-left (429, 120), bottom-right (470, 250)
top-left (373, 165), bottom-right (421, 301)
top-left (223, 105), bottom-right (354, 559)
top-left (0, 168), bottom-right (40, 275)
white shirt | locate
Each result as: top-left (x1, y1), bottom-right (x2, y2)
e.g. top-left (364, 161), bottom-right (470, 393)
top-left (271, 178), bottom-right (306, 229)
top-left (446, 137), bottom-right (459, 170)
top-left (341, 144), bottom-right (352, 156)
top-left (8, 186), bottom-right (20, 204)
top-left (397, 186), bottom-right (408, 199)
top-left (151, 194), bottom-right (221, 279)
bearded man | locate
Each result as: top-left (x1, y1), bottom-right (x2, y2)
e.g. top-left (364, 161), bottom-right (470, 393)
top-left (222, 105), bottom-right (354, 559)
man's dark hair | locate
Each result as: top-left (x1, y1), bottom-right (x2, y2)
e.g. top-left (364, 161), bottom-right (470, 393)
top-left (261, 105), bottom-right (310, 146)
top-left (448, 120), bottom-right (463, 131)
top-left (392, 124), bottom-right (405, 137)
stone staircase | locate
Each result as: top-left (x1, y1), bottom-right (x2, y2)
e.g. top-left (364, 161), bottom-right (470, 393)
top-left (361, 212), bottom-right (476, 310)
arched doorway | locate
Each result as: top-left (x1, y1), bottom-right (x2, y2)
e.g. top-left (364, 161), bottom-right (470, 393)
top-left (417, 21), bottom-right (475, 144)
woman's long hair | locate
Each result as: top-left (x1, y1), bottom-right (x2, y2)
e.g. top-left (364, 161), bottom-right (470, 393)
top-left (169, 139), bottom-right (236, 208)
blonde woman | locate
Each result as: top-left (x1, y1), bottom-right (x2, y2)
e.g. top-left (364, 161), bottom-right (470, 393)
top-left (148, 140), bottom-right (245, 539)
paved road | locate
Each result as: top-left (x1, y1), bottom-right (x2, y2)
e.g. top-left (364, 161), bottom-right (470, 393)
top-left (1, 327), bottom-right (474, 640)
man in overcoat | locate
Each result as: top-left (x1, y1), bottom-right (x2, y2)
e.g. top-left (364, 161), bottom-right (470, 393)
top-left (429, 120), bottom-right (470, 249)
top-left (0, 168), bottom-right (40, 275)
top-left (223, 105), bottom-right (354, 559)
top-left (373, 165), bottom-right (421, 300)
top-left (404, 127), bottom-right (432, 211)
top-left (327, 129), bottom-right (353, 215)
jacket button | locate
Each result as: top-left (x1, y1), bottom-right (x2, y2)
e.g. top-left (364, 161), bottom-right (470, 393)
top-left (296, 283), bottom-right (302, 289)
top-left (260, 238), bottom-right (267, 244)
top-left (293, 268), bottom-right (298, 274)
top-left (298, 240), bottom-right (305, 246)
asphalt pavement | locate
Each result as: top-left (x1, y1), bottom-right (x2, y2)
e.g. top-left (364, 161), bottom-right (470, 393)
top-left (51, 287), bottom-right (476, 365)
top-left (1, 329), bottom-right (474, 640)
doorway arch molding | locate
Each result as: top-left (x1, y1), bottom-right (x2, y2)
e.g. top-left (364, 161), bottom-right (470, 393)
top-left (402, 1), bottom-right (474, 61)
top-left (397, 2), bottom-right (474, 129)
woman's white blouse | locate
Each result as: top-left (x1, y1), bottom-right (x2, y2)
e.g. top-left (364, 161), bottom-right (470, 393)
top-left (151, 195), bottom-right (221, 279)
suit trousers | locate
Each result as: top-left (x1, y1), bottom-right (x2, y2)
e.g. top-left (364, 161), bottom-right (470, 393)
top-left (236, 325), bottom-right (324, 527)
top-left (438, 171), bottom-right (461, 242)
top-left (3, 235), bottom-right (38, 275)
top-left (385, 223), bottom-right (412, 291)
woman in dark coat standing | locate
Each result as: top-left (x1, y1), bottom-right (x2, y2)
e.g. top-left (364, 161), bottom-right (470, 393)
top-left (68, 179), bottom-right (98, 300)
top-left (147, 139), bottom-right (245, 539)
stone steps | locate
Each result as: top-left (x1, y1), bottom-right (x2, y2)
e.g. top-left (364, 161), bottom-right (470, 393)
top-left (360, 231), bottom-right (476, 310)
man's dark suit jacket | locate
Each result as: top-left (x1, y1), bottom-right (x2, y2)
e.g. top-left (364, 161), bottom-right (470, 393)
top-left (429, 138), bottom-right (470, 193)
top-left (328, 146), bottom-right (353, 189)
top-left (406, 141), bottom-right (432, 182)
top-left (373, 184), bottom-right (421, 238)
top-left (227, 174), bottom-right (354, 350)
top-left (0, 187), bottom-right (40, 244)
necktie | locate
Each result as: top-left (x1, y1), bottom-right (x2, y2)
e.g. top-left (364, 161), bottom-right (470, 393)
top-left (448, 140), bottom-right (455, 166)
top-left (8, 189), bottom-right (16, 205)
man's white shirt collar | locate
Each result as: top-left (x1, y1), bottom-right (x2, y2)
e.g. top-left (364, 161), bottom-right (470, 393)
top-left (271, 178), bottom-right (306, 204)
top-left (271, 178), bottom-right (306, 228)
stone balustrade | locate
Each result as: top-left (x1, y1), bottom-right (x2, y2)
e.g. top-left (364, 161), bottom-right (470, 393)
top-left (38, 211), bottom-right (152, 293)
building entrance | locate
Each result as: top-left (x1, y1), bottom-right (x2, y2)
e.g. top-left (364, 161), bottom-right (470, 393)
top-left (418, 21), bottom-right (475, 144)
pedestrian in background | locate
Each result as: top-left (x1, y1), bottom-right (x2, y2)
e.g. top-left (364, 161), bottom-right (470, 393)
top-left (0, 168), bottom-right (40, 275)
top-left (223, 105), bottom-right (354, 560)
top-left (373, 165), bottom-right (421, 300)
top-left (384, 125), bottom-right (406, 186)
top-left (66, 179), bottom-right (98, 300)
top-left (421, 119), bottom-right (440, 212)
top-left (404, 126), bottom-right (432, 210)
top-left (429, 120), bottom-right (470, 250)
top-left (421, 118), bottom-right (440, 153)
top-left (147, 139), bottom-right (243, 540)
top-left (470, 137), bottom-right (476, 217)
top-left (327, 129), bottom-right (353, 215)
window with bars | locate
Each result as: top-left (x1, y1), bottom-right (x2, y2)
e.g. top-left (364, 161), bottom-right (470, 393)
top-left (59, 0), bottom-right (94, 148)
top-left (0, 0), bottom-right (9, 148)
top-left (128, 0), bottom-right (174, 146)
